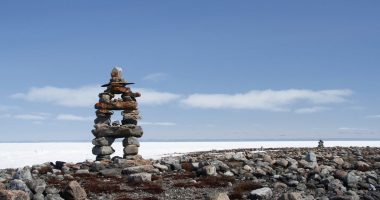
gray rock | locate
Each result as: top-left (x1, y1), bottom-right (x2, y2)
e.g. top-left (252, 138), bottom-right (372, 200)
top-left (122, 137), bottom-right (140, 147)
top-left (45, 194), bottom-right (64, 200)
top-left (333, 157), bottom-right (344, 165)
top-left (203, 165), bottom-right (217, 176)
top-left (75, 169), bottom-right (89, 174)
top-left (276, 158), bottom-right (289, 168)
top-left (0, 189), bottom-right (30, 200)
top-left (62, 181), bottom-right (87, 200)
top-left (9, 179), bottom-right (33, 198)
top-left (250, 187), bottom-right (272, 199)
top-left (278, 192), bottom-right (303, 200)
top-left (33, 193), bottom-right (45, 200)
top-left (207, 192), bottom-right (230, 200)
top-left (345, 171), bottom-right (359, 188)
top-left (45, 187), bottom-right (60, 194)
top-left (153, 163), bottom-right (169, 171)
top-left (92, 146), bottom-right (115, 155)
top-left (224, 171), bottom-right (234, 176)
top-left (123, 145), bottom-right (139, 155)
top-left (305, 152), bottom-right (317, 162)
top-left (127, 172), bottom-right (152, 183)
top-left (99, 168), bottom-right (122, 177)
top-left (26, 179), bottom-right (46, 194)
top-left (92, 137), bottom-right (115, 146)
top-left (328, 179), bottom-right (347, 194)
top-left (122, 165), bottom-right (157, 175)
top-left (13, 166), bottom-right (33, 181)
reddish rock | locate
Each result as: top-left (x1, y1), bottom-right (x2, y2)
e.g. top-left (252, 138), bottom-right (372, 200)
top-left (62, 181), bottom-right (87, 200)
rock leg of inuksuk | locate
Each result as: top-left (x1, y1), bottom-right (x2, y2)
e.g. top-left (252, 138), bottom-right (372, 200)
top-left (91, 67), bottom-right (143, 161)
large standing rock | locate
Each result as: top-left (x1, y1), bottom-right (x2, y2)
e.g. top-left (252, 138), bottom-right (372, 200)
top-left (62, 181), bottom-right (87, 200)
top-left (249, 187), bottom-right (272, 199)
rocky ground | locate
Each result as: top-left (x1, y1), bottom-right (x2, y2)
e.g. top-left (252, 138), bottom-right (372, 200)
top-left (1, 146), bottom-right (380, 200)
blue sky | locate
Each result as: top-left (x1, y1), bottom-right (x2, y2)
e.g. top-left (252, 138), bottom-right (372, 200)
top-left (0, 1), bottom-right (379, 141)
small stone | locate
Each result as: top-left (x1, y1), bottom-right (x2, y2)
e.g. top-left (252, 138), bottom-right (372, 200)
top-left (250, 187), bottom-right (272, 199)
top-left (243, 165), bottom-right (253, 172)
top-left (62, 181), bottom-right (87, 200)
top-left (45, 186), bottom-right (60, 194)
top-left (75, 169), bottom-right (90, 174)
top-left (99, 168), bottom-right (122, 177)
top-left (45, 194), bottom-right (64, 200)
top-left (127, 172), bottom-right (152, 183)
top-left (224, 171), bottom-right (234, 176)
top-left (273, 182), bottom-right (288, 190)
top-left (207, 192), bottom-right (230, 200)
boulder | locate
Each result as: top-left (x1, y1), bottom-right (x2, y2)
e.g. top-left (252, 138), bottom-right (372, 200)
top-left (333, 157), bottom-right (344, 165)
top-left (92, 146), bottom-right (115, 156)
top-left (62, 181), bottom-right (87, 200)
top-left (122, 137), bottom-right (140, 147)
top-left (9, 179), bottom-right (32, 198)
top-left (153, 163), bottom-right (169, 171)
top-left (123, 145), bottom-right (139, 155)
top-left (26, 178), bottom-right (46, 194)
top-left (202, 165), bottom-right (217, 176)
top-left (0, 189), bottom-right (30, 200)
top-left (356, 161), bottom-right (371, 172)
top-left (92, 137), bottom-right (115, 146)
top-left (13, 167), bottom-right (33, 181)
top-left (305, 152), bottom-right (317, 162)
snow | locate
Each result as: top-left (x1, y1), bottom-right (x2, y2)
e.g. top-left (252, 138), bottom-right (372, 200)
top-left (0, 141), bottom-right (379, 169)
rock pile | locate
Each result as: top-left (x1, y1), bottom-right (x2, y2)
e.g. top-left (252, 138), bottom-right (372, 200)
top-left (0, 147), bottom-right (379, 200)
top-left (92, 67), bottom-right (143, 161)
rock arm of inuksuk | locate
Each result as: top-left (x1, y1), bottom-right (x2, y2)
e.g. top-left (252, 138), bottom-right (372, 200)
top-left (91, 67), bottom-right (143, 161)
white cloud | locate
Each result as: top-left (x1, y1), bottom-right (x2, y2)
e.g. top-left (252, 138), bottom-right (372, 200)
top-left (0, 105), bottom-right (19, 112)
top-left (366, 114), bottom-right (380, 119)
top-left (140, 121), bottom-right (177, 126)
top-left (136, 88), bottom-right (180, 105)
top-left (56, 114), bottom-right (92, 121)
top-left (295, 106), bottom-right (329, 114)
top-left (12, 86), bottom-right (179, 107)
top-left (143, 73), bottom-right (167, 82)
top-left (14, 114), bottom-right (46, 120)
top-left (338, 127), bottom-right (374, 135)
top-left (12, 85), bottom-right (102, 107)
top-left (181, 89), bottom-right (352, 111)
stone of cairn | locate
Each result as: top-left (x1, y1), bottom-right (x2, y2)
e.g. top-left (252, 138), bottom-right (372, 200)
top-left (318, 139), bottom-right (324, 148)
top-left (91, 67), bottom-right (143, 161)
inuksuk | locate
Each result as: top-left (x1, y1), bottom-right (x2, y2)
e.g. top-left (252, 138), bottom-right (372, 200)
top-left (318, 139), bottom-right (324, 148)
top-left (91, 67), bottom-right (143, 161)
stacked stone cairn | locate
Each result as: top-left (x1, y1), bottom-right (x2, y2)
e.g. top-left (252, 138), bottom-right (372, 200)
top-left (92, 67), bottom-right (143, 161)
top-left (318, 139), bottom-right (324, 148)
